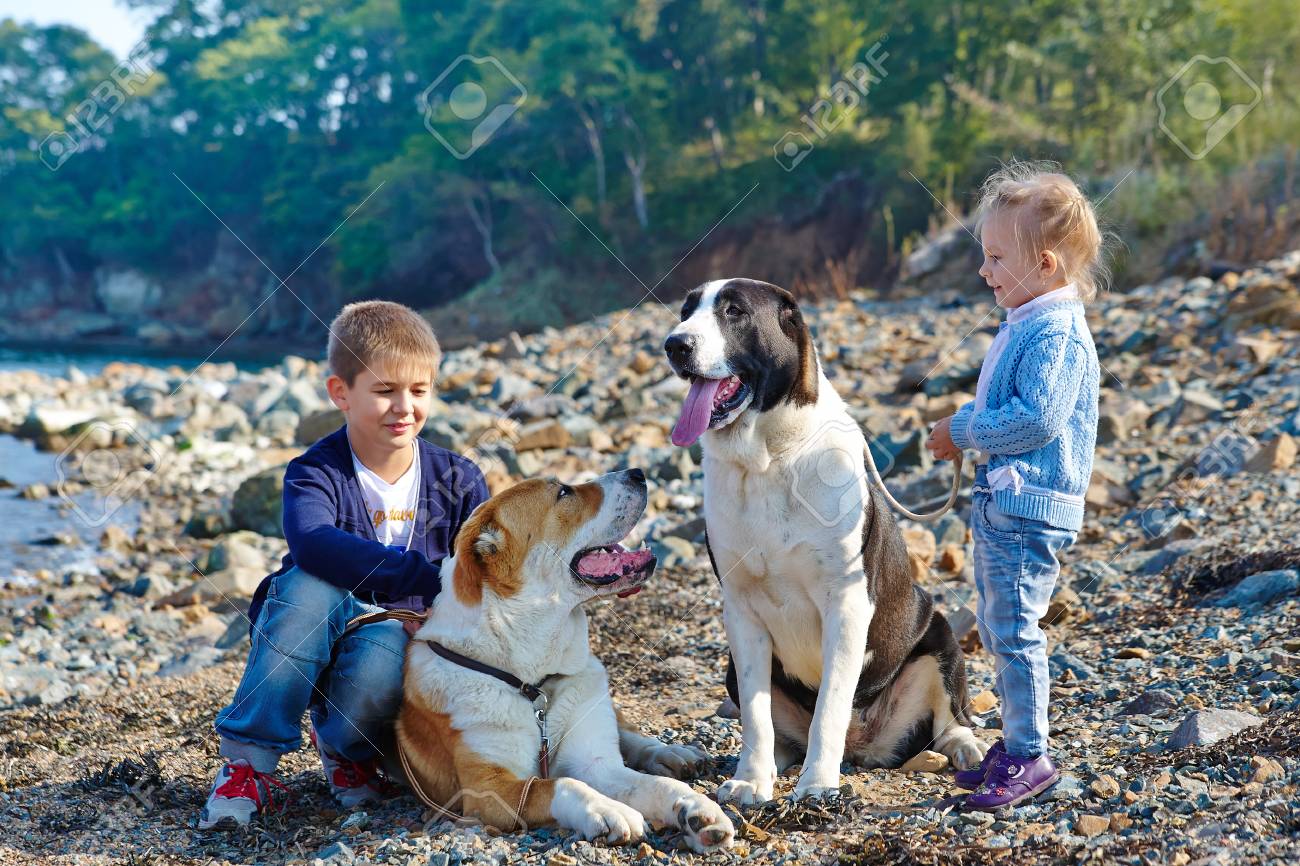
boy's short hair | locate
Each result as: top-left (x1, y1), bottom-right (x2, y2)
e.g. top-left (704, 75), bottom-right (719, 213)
top-left (327, 300), bottom-right (442, 386)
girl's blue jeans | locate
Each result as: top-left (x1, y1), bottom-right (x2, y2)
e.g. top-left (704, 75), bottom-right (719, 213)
top-left (970, 468), bottom-right (1077, 759)
top-left (213, 566), bottom-right (408, 773)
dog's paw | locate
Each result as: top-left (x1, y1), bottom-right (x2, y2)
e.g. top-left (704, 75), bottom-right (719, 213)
top-left (791, 765), bottom-right (841, 801)
top-left (716, 776), bottom-right (773, 806)
top-left (636, 742), bottom-right (707, 779)
top-left (574, 796), bottom-right (648, 845)
top-left (673, 793), bottom-right (734, 853)
top-left (790, 782), bottom-right (840, 801)
top-left (936, 728), bottom-right (988, 771)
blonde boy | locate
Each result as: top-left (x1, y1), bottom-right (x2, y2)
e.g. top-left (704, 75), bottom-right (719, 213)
top-left (201, 301), bottom-right (488, 828)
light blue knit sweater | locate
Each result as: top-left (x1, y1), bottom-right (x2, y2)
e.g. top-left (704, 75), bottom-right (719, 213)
top-left (948, 293), bottom-right (1099, 531)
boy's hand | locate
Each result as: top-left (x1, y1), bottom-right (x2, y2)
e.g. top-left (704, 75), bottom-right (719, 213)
top-left (926, 416), bottom-right (962, 461)
top-left (402, 614), bottom-right (426, 637)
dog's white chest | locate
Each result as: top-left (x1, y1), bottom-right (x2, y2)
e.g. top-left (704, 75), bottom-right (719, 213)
top-left (703, 454), bottom-right (868, 688)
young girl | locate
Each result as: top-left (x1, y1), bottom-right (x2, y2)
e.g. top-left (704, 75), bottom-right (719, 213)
top-left (925, 161), bottom-right (1105, 811)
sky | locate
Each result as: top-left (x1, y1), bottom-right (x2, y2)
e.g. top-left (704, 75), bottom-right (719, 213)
top-left (0, 0), bottom-right (151, 58)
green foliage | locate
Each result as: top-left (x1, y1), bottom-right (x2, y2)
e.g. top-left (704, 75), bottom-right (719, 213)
top-left (0, 0), bottom-right (1297, 334)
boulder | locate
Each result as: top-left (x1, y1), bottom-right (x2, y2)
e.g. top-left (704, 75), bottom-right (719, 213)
top-left (277, 379), bottom-right (325, 414)
top-left (157, 647), bottom-right (224, 678)
top-left (513, 419), bottom-right (571, 452)
top-left (1165, 709), bottom-right (1262, 750)
top-left (231, 467), bottom-right (286, 537)
top-left (255, 408), bottom-right (300, 443)
top-left (296, 408), bottom-right (344, 445)
top-left (1214, 569), bottom-right (1300, 608)
top-left (157, 567), bottom-right (264, 606)
top-left (204, 530), bottom-right (269, 573)
top-left (18, 405), bottom-right (99, 450)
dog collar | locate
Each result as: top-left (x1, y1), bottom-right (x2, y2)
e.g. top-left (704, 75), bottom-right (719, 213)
top-left (424, 640), bottom-right (556, 701)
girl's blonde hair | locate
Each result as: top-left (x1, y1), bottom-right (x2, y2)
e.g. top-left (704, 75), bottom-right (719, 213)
top-left (974, 160), bottom-right (1110, 302)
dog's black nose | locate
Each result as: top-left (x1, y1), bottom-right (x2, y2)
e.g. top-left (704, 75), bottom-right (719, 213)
top-left (663, 332), bottom-right (695, 367)
top-left (626, 467), bottom-right (646, 485)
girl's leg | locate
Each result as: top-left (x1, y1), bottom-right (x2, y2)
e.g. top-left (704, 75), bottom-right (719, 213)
top-left (979, 510), bottom-right (1075, 758)
top-left (969, 496), bottom-right (1009, 713)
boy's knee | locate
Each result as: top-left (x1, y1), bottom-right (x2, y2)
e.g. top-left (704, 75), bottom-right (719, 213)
top-left (342, 623), bottom-right (407, 688)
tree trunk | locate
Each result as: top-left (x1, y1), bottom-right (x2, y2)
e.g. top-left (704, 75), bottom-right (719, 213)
top-left (622, 112), bottom-right (649, 230)
top-left (576, 102), bottom-right (609, 228)
top-left (464, 192), bottom-right (501, 277)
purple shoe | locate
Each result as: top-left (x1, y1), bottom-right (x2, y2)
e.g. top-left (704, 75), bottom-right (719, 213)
top-left (962, 752), bottom-right (1059, 811)
top-left (953, 739), bottom-right (1005, 790)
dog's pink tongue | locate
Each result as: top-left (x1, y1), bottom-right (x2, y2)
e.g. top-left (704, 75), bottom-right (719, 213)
top-left (671, 378), bottom-right (722, 447)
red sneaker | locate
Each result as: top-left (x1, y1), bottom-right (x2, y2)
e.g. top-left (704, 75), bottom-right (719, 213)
top-left (309, 724), bottom-right (401, 808)
top-left (198, 760), bottom-right (290, 829)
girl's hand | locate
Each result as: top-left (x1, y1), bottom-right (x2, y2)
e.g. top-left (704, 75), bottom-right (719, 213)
top-left (402, 614), bottom-right (425, 637)
top-left (926, 416), bottom-right (961, 461)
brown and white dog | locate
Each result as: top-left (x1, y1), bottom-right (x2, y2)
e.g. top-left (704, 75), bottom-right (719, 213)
top-left (663, 278), bottom-right (986, 803)
top-left (396, 469), bottom-right (734, 852)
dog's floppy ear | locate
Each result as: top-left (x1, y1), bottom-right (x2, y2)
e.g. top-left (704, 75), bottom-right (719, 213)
top-left (451, 508), bottom-right (504, 606)
top-left (776, 288), bottom-right (818, 407)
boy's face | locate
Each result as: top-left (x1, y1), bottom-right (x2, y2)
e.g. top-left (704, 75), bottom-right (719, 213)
top-left (978, 208), bottom-right (1058, 309)
top-left (326, 362), bottom-right (434, 456)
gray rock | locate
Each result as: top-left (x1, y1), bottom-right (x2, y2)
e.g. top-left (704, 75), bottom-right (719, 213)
top-left (204, 531), bottom-right (269, 573)
top-left (255, 408), bottom-right (300, 443)
top-left (1165, 709), bottom-right (1262, 750)
top-left (1072, 558), bottom-right (1119, 595)
top-left (490, 372), bottom-right (536, 406)
top-left (215, 614), bottom-right (252, 650)
top-left (1121, 689), bottom-right (1181, 716)
top-left (122, 574), bottom-right (177, 599)
top-left (1132, 539), bottom-right (1204, 576)
top-left (1208, 651), bottom-right (1243, 668)
top-left (157, 647), bottom-right (223, 678)
top-left (1043, 773), bottom-right (1084, 801)
top-left (296, 408), bottom-right (344, 446)
top-left (652, 448), bottom-right (695, 482)
top-left (1049, 652), bottom-right (1097, 681)
top-left (1214, 569), bottom-right (1300, 608)
top-left (664, 516), bottom-right (707, 541)
top-left (31, 678), bottom-right (74, 706)
top-left (231, 467), bottom-right (286, 537)
top-left (278, 379), bottom-right (326, 415)
top-left (316, 840), bottom-right (355, 863)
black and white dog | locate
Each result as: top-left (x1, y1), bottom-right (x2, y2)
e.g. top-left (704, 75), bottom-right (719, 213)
top-left (663, 278), bottom-right (985, 803)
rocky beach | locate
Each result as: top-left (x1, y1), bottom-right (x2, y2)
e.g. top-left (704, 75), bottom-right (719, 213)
top-left (1, 253), bottom-right (1298, 865)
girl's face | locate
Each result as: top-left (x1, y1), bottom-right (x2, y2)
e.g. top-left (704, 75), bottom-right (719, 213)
top-left (979, 208), bottom-right (1058, 309)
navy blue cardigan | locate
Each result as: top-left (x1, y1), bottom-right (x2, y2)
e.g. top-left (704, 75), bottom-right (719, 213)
top-left (245, 425), bottom-right (489, 634)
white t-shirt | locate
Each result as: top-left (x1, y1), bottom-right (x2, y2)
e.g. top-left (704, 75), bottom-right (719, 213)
top-left (350, 442), bottom-right (421, 551)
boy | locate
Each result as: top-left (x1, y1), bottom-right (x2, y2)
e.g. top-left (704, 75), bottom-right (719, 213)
top-left (200, 301), bottom-right (489, 829)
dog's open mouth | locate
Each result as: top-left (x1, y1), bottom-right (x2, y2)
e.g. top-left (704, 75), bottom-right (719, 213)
top-left (571, 544), bottom-right (657, 597)
top-left (670, 375), bottom-right (751, 447)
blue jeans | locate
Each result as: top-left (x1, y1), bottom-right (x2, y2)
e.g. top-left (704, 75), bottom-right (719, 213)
top-left (970, 478), bottom-right (1077, 760)
top-left (214, 566), bottom-right (408, 773)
